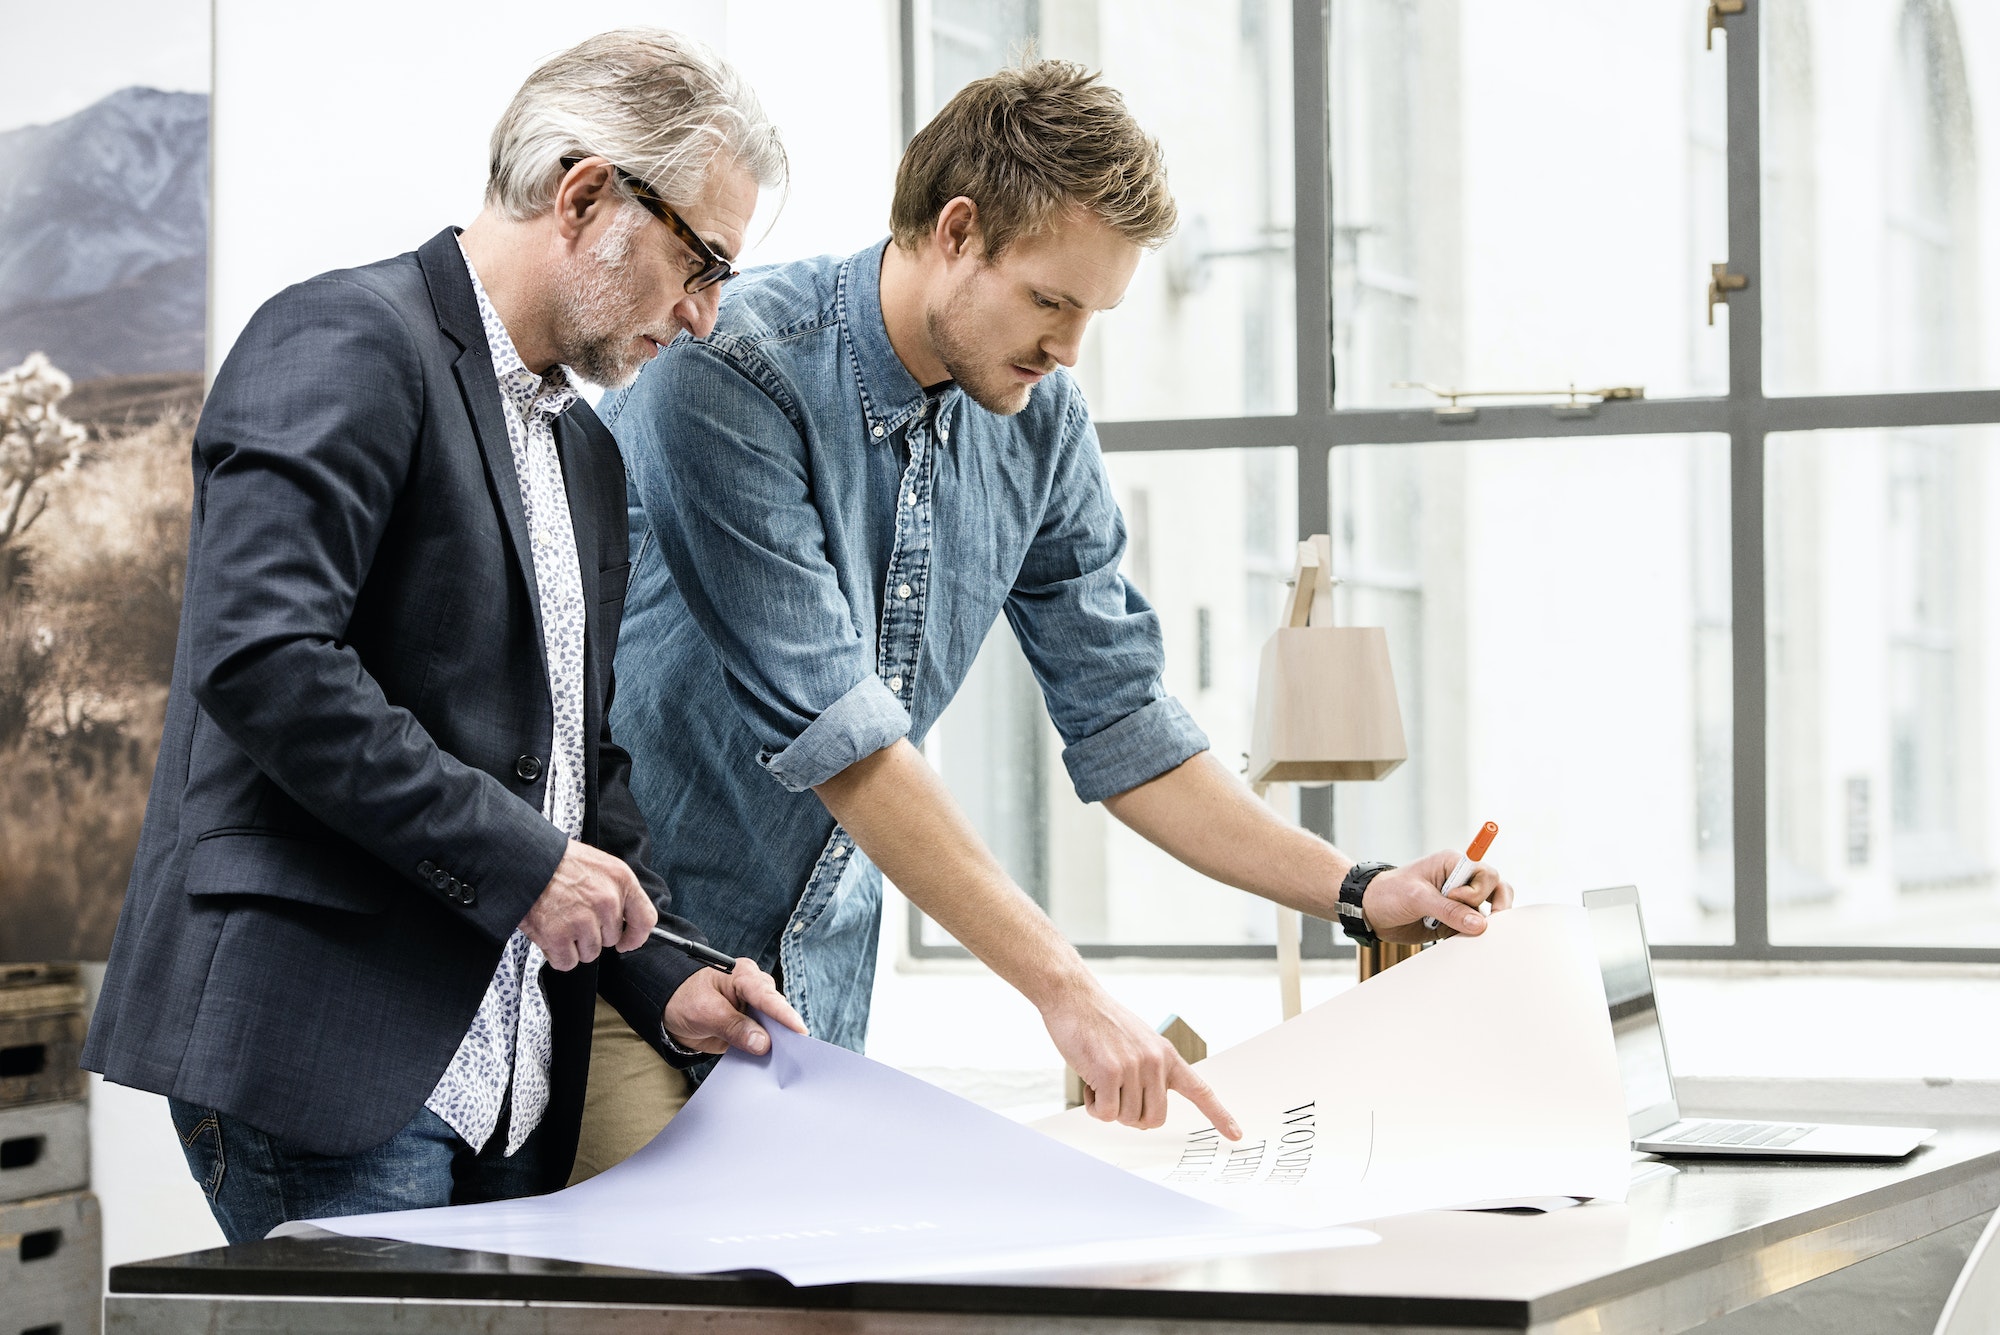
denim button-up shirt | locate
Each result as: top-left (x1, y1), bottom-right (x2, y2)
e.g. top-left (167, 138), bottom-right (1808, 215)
top-left (604, 240), bottom-right (1207, 1055)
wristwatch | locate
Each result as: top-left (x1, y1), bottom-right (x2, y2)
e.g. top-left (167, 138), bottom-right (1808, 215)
top-left (1337, 861), bottom-right (1395, 945)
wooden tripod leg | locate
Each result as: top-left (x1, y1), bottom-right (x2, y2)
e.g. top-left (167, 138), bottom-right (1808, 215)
top-left (1252, 781), bottom-right (1304, 1021)
top-left (1275, 905), bottom-right (1303, 1020)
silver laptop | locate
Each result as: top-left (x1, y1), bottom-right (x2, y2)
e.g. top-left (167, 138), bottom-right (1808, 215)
top-left (1582, 886), bottom-right (1933, 1159)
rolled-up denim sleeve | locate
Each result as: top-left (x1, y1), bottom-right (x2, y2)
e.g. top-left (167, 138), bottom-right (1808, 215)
top-left (609, 340), bottom-right (910, 789)
top-left (1005, 399), bottom-right (1210, 805)
top-left (760, 675), bottom-right (909, 792)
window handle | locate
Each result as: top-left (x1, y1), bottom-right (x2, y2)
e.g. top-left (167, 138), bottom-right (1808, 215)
top-left (1705, 0), bottom-right (1745, 51)
top-left (1708, 262), bottom-right (1750, 326)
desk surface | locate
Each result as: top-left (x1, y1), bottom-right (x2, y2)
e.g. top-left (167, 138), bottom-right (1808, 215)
top-left (109, 1113), bottom-right (2000, 1334)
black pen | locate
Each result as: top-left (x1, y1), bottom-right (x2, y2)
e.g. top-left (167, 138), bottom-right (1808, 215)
top-left (648, 925), bottom-right (736, 973)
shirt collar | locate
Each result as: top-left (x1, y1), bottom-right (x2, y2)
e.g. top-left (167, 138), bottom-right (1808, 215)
top-left (457, 239), bottom-right (579, 420)
top-left (838, 239), bottom-right (950, 441)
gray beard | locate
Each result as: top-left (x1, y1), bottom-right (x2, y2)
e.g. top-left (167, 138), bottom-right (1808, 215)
top-left (551, 206), bottom-right (652, 388)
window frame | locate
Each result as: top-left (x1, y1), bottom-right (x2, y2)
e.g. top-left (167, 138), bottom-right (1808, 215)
top-left (899, 0), bottom-right (2000, 964)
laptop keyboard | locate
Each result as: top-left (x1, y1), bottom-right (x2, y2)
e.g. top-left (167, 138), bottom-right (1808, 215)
top-left (1661, 1119), bottom-right (1813, 1149)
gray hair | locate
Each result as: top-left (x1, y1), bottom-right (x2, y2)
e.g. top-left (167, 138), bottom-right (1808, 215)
top-left (486, 29), bottom-right (786, 222)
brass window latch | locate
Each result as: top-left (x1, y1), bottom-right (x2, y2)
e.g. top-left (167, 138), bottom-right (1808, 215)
top-left (1707, 262), bottom-right (1749, 325)
top-left (1706, 0), bottom-right (1745, 50)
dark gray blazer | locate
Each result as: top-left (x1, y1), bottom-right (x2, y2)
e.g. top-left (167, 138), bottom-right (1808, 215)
top-left (81, 228), bottom-right (706, 1183)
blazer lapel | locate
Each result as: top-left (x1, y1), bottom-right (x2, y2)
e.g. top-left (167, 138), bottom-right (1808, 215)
top-left (556, 414), bottom-right (601, 614)
top-left (418, 229), bottom-right (545, 648)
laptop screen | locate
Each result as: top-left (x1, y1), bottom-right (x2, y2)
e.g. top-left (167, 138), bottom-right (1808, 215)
top-left (1583, 887), bottom-right (1681, 1138)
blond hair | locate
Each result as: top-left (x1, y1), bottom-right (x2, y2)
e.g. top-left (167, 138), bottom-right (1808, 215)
top-left (891, 60), bottom-right (1176, 256)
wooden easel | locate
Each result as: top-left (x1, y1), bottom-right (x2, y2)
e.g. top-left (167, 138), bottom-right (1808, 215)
top-left (1249, 535), bottom-right (1413, 1017)
top-left (1250, 536), bottom-right (1333, 1021)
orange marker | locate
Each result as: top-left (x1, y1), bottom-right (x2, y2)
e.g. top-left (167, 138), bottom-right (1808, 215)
top-left (1424, 821), bottom-right (1499, 931)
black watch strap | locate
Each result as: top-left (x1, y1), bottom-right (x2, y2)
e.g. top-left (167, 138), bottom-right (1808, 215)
top-left (1338, 861), bottom-right (1395, 945)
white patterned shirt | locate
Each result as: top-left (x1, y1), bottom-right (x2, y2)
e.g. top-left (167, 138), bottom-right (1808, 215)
top-left (424, 243), bottom-right (590, 1156)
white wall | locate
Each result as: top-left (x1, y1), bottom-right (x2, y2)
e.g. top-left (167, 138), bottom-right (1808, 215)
top-left (719, 1), bottom-right (902, 267)
top-left (210, 0), bottom-right (905, 374)
top-left (209, 0), bottom-right (726, 373)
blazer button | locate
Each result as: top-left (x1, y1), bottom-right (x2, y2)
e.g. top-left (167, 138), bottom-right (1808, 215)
top-left (461, 884), bottom-right (478, 907)
top-left (431, 869), bottom-right (452, 892)
top-left (417, 860), bottom-right (436, 879)
top-left (515, 755), bottom-right (543, 782)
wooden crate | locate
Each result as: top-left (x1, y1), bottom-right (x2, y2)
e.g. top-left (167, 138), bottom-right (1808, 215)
top-left (0, 965), bottom-right (85, 1018)
top-left (10, 1282), bottom-right (99, 1335)
top-left (0, 1100), bottom-right (88, 1204)
top-left (0, 968), bottom-right (89, 1112)
top-left (0, 1190), bottom-right (101, 1335)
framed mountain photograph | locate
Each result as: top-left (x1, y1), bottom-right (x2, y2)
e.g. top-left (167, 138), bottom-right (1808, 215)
top-left (0, 1), bottom-right (210, 960)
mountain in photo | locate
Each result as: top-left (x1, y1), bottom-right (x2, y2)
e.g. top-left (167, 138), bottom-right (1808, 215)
top-left (0, 86), bottom-right (208, 379)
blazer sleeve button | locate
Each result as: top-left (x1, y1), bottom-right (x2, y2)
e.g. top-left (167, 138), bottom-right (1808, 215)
top-left (417, 860), bottom-right (436, 879)
top-left (431, 869), bottom-right (452, 892)
top-left (515, 755), bottom-right (543, 782)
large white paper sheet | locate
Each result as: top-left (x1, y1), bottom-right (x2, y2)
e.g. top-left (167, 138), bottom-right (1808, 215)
top-left (289, 1019), bottom-right (1366, 1285)
top-left (1036, 905), bottom-right (1631, 1227)
top-left (292, 903), bottom-right (1624, 1282)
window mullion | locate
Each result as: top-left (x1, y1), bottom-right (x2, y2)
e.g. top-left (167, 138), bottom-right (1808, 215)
top-left (1725, 0), bottom-right (1767, 952)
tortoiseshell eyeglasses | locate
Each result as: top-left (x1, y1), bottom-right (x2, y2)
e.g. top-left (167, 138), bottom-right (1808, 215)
top-left (559, 154), bottom-right (739, 294)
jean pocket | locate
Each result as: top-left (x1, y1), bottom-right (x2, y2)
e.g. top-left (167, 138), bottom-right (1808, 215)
top-left (170, 1102), bottom-right (227, 1201)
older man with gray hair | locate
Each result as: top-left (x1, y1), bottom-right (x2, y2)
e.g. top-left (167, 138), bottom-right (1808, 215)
top-left (81, 29), bottom-right (799, 1242)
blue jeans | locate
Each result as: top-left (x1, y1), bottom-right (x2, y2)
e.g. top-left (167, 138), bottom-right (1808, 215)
top-left (168, 1096), bottom-right (550, 1244)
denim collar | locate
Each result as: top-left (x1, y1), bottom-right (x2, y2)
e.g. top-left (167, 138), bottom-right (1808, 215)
top-left (837, 239), bottom-right (951, 442)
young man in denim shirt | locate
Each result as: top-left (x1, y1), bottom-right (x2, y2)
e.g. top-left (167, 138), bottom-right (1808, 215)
top-left (587, 61), bottom-right (1513, 1171)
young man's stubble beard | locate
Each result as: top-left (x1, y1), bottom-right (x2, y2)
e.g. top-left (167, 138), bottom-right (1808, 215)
top-left (551, 203), bottom-right (657, 389)
top-left (924, 268), bottom-right (1051, 417)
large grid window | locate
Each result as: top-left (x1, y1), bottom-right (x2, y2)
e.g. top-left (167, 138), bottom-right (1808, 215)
top-left (904, 0), bottom-right (2000, 962)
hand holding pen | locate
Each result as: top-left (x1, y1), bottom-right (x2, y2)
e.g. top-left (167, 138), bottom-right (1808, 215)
top-left (1423, 820), bottom-right (1500, 933)
top-left (632, 925), bottom-right (809, 1055)
top-left (1351, 822), bottom-right (1514, 944)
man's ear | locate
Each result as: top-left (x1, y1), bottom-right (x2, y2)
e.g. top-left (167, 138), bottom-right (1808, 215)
top-left (934, 196), bottom-right (984, 263)
top-left (553, 158), bottom-right (618, 243)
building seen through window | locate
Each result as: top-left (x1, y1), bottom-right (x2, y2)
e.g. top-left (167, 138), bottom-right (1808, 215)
top-left (1766, 0), bottom-right (2000, 944)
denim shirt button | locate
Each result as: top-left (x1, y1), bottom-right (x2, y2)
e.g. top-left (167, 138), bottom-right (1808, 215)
top-left (887, 675), bottom-right (903, 692)
top-left (792, 921), bottom-right (806, 935)
top-left (871, 423), bottom-right (885, 438)
top-left (897, 583), bottom-right (912, 600)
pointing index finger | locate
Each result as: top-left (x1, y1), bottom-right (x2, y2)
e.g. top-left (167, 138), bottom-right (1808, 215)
top-left (1169, 1060), bottom-right (1242, 1141)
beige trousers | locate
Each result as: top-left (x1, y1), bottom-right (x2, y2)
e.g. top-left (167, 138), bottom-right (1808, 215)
top-left (566, 996), bottom-right (692, 1186)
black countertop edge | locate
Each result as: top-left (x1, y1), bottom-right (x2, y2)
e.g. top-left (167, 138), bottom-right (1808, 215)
top-left (110, 1240), bottom-right (1532, 1328)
